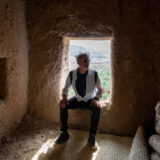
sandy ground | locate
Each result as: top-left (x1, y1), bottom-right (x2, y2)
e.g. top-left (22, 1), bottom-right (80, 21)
top-left (0, 115), bottom-right (133, 160)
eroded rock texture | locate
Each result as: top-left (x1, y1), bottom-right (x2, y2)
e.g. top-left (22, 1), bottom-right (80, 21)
top-left (151, 152), bottom-right (160, 160)
top-left (129, 126), bottom-right (150, 160)
top-left (0, 0), bottom-right (29, 136)
top-left (25, 0), bottom-right (160, 135)
top-left (155, 102), bottom-right (160, 134)
top-left (149, 134), bottom-right (160, 155)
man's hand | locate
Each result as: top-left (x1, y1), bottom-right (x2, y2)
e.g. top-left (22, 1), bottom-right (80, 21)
top-left (59, 97), bottom-right (69, 108)
top-left (91, 99), bottom-right (101, 107)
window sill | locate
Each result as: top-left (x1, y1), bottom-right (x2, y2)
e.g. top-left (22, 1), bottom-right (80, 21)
top-left (100, 99), bottom-right (111, 110)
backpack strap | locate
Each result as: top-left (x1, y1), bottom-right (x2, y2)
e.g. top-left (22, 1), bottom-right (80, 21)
top-left (69, 70), bottom-right (73, 84)
top-left (94, 70), bottom-right (98, 84)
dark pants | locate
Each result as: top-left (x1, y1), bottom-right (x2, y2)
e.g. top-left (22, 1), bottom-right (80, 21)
top-left (60, 96), bottom-right (101, 135)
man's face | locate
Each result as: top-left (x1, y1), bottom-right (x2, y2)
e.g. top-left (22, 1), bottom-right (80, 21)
top-left (78, 56), bottom-right (90, 68)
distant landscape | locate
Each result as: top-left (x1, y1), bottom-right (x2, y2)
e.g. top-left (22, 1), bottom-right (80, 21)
top-left (68, 44), bottom-right (111, 101)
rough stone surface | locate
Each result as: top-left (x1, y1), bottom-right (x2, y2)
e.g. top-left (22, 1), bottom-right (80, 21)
top-left (24, 0), bottom-right (160, 136)
top-left (0, 115), bottom-right (133, 160)
top-left (155, 102), bottom-right (160, 120)
top-left (0, 0), bottom-right (29, 137)
top-left (155, 124), bottom-right (160, 135)
top-left (155, 102), bottom-right (160, 134)
top-left (151, 152), bottom-right (160, 160)
top-left (129, 125), bottom-right (150, 160)
top-left (149, 134), bottom-right (160, 155)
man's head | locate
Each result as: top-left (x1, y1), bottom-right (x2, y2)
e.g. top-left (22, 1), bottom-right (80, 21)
top-left (75, 52), bottom-right (90, 69)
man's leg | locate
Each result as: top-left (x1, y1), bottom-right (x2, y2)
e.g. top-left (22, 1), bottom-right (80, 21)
top-left (60, 96), bottom-right (80, 132)
top-left (55, 96), bottom-right (80, 144)
top-left (84, 98), bottom-right (101, 148)
top-left (85, 98), bottom-right (101, 135)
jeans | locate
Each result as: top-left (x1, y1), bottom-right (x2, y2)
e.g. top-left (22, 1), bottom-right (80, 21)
top-left (59, 96), bottom-right (101, 135)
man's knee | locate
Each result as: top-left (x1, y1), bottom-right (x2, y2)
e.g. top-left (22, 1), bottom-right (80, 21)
top-left (60, 104), bottom-right (68, 110)
top-left (96, 106), bottom-right (100, 112)
top-left (92, 106), bottom-right (100, 113)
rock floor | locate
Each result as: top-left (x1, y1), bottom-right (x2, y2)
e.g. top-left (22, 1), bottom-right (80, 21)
top-left (0, 115), bottom-right (133, 160)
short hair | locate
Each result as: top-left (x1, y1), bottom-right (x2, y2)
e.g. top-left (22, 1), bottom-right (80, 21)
top-left (75, 52), bottom-right (90, 64)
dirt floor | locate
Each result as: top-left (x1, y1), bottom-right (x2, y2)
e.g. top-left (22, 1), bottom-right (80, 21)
top-left (0, 115), bottom-right (133, 160)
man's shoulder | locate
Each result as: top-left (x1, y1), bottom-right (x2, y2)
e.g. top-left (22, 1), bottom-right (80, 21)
top-left (68, 69), bottom-right (77, 77)
top-left (89, 69), bottom-right (97, 74)
top-left (69, 69), bottom-right (76, 74)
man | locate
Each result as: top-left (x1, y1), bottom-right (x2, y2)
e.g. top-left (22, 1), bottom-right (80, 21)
top-left (55, 52), bottom-right (103, 148)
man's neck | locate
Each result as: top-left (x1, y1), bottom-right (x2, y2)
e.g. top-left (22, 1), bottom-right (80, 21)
top-left (78, 67), bottom-right (88, 74)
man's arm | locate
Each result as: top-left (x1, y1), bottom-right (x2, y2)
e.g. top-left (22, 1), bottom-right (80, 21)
top-left (61, 71), bottom-right (72, 99)
top-left (94, 72), bottom-right (103, 101)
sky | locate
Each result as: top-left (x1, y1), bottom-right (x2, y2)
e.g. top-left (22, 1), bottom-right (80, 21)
top-left (70, 40), bottom-right (111, 53)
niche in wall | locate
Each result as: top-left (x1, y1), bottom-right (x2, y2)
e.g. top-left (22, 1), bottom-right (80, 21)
top-left (0, 58), bottom-right (7, 100)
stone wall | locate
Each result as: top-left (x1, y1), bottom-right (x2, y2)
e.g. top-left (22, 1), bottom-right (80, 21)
top-left (25, 0), bottom-right (160, 135)
top-left (0, 0), bottom-right (29, 136)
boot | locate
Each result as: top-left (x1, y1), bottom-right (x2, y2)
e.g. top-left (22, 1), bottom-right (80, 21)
top-left (87, 134), bottom-right (98, 148)
top-left (55, 131), bottom-right (69, 144)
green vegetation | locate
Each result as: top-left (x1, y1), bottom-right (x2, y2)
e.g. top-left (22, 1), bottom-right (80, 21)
top-left (98, 68), bottom-right (111, 100)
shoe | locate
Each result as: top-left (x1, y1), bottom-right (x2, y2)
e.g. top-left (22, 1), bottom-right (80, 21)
top-left (87, 134), bottom-right (98, 148)
top-left (55, 131), bottom-right (69, 144)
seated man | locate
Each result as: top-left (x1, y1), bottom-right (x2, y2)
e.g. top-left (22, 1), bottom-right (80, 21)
top-left (55, 52), bottom-right (103, 148)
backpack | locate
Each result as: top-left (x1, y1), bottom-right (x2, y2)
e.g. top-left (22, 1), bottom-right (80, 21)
top-left (69, 70), bottom-right (97, 84)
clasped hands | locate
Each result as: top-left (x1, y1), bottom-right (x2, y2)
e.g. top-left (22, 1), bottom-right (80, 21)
top-left (91, 98), bottom-right (101, 107)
